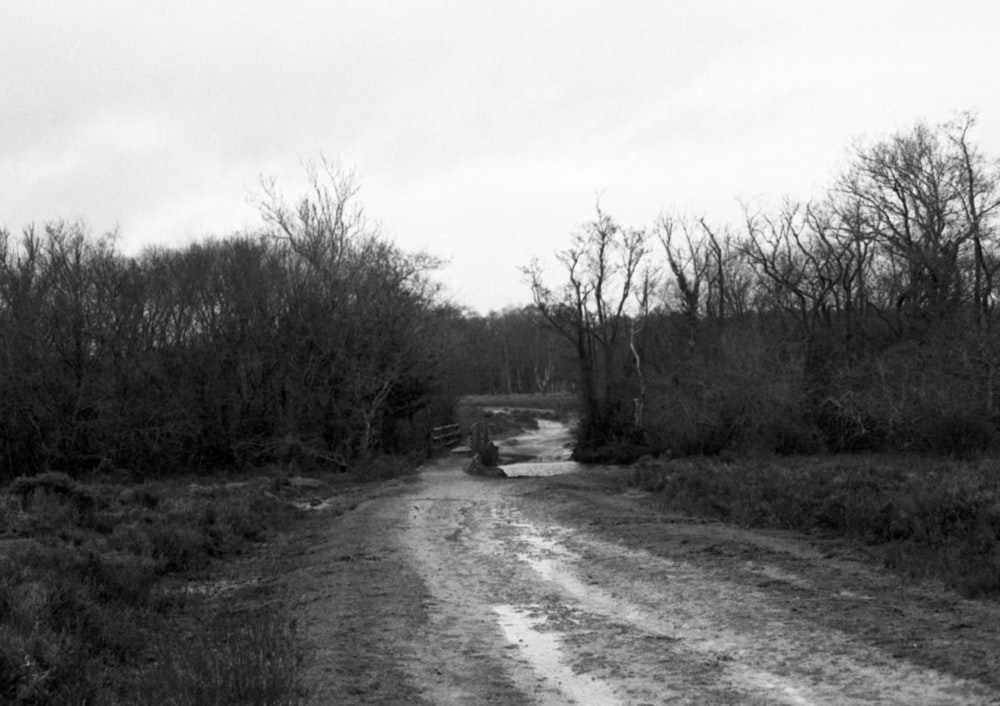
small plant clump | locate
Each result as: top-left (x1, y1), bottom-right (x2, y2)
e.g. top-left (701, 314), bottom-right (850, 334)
top-left (0, 471), bottom-right (307, 705)
top-left (136, 607), bottom-right (305, 706)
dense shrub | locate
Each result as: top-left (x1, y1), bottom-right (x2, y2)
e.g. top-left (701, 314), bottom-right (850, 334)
top-left (530, 119), bottom-right (1000, 460)
top-left (352, 452), bottom-right (423, 480)
top-left (641, 325), bottom-right (822, 457)
top-left (922, 412), bottom-right (996, 456)
top-left (0, 170), bottom-right (454, 482)
top-left (8, 472), bottom-right (101, 516)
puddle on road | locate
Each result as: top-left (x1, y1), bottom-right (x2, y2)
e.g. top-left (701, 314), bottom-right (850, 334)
top-left (505, 460), bottom-right (587, 477)
top-left (507, 532), bottom-right (839, 704)
top-left (504, 521), bottom-right (572, 557)
top-left (494, 604), bottom-right (621, 706)
top-left (502, 514), bottom-right (997, 705)
top-left (519, 553), bottom-right (674, 632)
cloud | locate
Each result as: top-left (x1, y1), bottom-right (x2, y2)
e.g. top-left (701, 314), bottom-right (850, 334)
top-left (3, 1), bottom-right (1000, 312)
top-left (122, 188), bottom-right (257, 255)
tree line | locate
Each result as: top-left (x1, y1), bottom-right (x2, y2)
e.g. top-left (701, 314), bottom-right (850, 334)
top-left (0, 162), bottom-right (457, 480)
top-left (6, 115), bottom-right (996, 479)
top-left (447, 306), bottom-right (577, 396)
top-left (528, 114), bottom-right (1000, 458)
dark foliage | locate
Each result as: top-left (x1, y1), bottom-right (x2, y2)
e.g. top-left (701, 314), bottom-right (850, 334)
top-left (0, 473), bottom-right (304, 704)
top-left (0, 164), bottom-right (455, 481)
top-left (530, 115), bottom-right (1000, 458)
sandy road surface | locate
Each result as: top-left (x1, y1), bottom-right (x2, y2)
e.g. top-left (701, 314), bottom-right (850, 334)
top-left (290, 425), bottom-right (1000, 705)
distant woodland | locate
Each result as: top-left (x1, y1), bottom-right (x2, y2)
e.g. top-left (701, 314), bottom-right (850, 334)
top-left (529, 114), bottom-right (1000, 460)
top-left (3, 115), bottom-right (1000, 479)
top-left (0, 163), bottom-right (434, 479)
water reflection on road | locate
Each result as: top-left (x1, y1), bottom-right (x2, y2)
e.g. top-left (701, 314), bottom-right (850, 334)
top-left (392, 410), bottom-right (1000, 704)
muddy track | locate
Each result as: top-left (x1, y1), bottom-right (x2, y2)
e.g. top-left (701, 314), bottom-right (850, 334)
top-left (290, 455), bottom-right (1000, 705)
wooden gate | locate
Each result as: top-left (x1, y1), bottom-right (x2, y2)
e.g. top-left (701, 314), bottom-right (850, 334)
top-left (430, 424), bottom-right (462, 450)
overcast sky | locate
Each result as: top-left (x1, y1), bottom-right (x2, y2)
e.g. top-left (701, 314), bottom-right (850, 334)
top-left (3, 1), bottom-right (1000, 313)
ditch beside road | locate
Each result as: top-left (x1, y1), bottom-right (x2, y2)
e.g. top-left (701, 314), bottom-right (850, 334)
top-left (289, 420), bottom-right (1000, 705)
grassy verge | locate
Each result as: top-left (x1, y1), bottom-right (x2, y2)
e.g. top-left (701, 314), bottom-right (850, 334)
top-left (627, 454), bottom-right (1000, 598)
top-left (0, 468), bottom-right (321, 705)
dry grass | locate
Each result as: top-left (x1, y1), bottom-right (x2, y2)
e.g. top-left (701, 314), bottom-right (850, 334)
top-left (0, 471), bottom-right (308, 705)
top-left (628, 454), bottom-right (1000, 597)
top-left (135, 606), bottom-right (305, 706)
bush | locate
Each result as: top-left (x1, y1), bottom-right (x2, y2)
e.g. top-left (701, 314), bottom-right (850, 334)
top-left (922, 412), bottom-right (995, 456)
top-left (219, 494), bottom-right (282, 543)
top-left (0, 545), bottom-right (157, 704)
top-left (815, 396), bottom-right (889, 452)
top-left (640, 324), bottom-right (823, 457)
top-left (145, 522), bottom-right (213, 573)
top-left (572, 439), bottom-right (655, 464)
top-left (0, 495), bottom-right (25, 534)
top-left (815, 339), bottom-right (995, 455)
top-left (8, 472), bottom-right (101, 517)
top-left (119, 485), bottom-right (163, 510)
top-left (353, 453), bottom-right (421, 480)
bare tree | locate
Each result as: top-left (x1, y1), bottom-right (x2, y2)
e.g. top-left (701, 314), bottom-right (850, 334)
top-left (629, 265), bottom-right (658, 430)
top-left (839, 121), bottom-right (973, 327)
top-left (256, 160), bottom-right (444, 460)
top-left (657, 215), bottom-right (708, 328)
top-left (525, 204), bottom-right (650, 444)
top-left (947, 112), bottom-right (1000, 329)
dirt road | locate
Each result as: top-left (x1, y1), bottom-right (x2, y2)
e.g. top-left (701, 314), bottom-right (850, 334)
top-left (289, 423), bottom-right (1000, 705)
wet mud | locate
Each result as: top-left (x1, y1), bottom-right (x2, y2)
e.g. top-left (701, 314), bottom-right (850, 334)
top-left (294, 421), bottom-right (1000, 704)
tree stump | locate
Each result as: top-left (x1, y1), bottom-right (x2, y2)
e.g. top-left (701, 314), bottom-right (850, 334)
top-left (466, 421), bottom-right (504, 475)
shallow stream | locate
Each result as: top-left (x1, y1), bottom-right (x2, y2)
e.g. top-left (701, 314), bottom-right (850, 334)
top-left (494, 416), bottom-right (586, 477)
